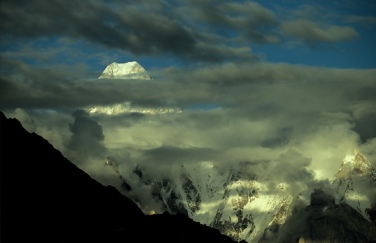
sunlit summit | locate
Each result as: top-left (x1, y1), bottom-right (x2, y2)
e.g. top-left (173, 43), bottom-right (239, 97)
top-left (85, 61), bottom-right (180, 115)
top-left (99, 61), bottom-right (151, 80)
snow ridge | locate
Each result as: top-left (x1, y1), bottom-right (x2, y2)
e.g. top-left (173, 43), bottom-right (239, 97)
top-left (99, 61), bottom-right (151, 80)
top-left (332, 150), bottom-right (376, 220)
top-left (120, 151), bottom-right (375, 243)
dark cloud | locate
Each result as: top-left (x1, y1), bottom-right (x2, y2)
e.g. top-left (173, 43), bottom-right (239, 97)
top-left (67, 109), bottom-right (106, 159)
top-left (182, 1), bottom-right (279, 44)
top-left (0, 0), bottom-right (257, 63)
top-left (0, 59), bottom-right (94, 109)
top-left (352, 113), bottom-right (376, 143)
top-left (141, 145), bottom-right (220, 166)
top-left (0, 59), bottom-right (181, 109)
top-left (0, 0), bottom-right (122, 41)
top-left (272, 150), bottom-right (312, 180)
top-left (1, 0), bottom-right (366, 66)
top-left (345, 15), bottom-right (376, 27)
top-left (2, 60), bottom-right (375, 137)
top-left (281, 19), bottom-right (358, 45)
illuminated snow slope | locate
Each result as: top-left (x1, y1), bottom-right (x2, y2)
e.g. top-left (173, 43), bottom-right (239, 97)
top-left (99, 61), bottom-right (151, 80)
top-left (124, 151), bottom-right (375, 243)
top-left (332, 151), bottom-right (376, 220)
top-left (131, 162), bottom-right (297, 242)
top-left (85, 102), bottom-right (181, 115)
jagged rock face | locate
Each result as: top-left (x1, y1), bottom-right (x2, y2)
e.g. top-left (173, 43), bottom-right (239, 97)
top-left (99, 61), bottom-right (151, 80)
top-left (275, 189), bottom-right (376, 243)
top-left (121, 152), bottom-right (376, 243)
top-left (334, 152), bottom-right (376, 179)
top-left (128, 162), bottom-right (296, 242)
top-left (332, 150), bottom-right (376, 220)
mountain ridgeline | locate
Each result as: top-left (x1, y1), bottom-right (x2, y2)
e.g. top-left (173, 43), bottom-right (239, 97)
top-left (120, 155), bottom-right (376, 242)
top-left (0, 111), bottom-right (240, 243)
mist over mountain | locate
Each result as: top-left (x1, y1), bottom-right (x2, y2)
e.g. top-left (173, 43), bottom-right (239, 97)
top-left (0, 111), bottom-right (239, 243)
top-left (1, 110), bottom-right (375, 243)
top-left (113, 148), bottom-right (376, 242)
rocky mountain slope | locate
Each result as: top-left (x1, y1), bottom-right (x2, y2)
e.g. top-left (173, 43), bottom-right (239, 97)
top-left (264, 189), bottom-right (376, 242)
top-left (115, 151), bottom-right (376, 242)
top-left (0, 111), bottom-right (239, 243)
top-left (332, 150), bottom-right (376, 219)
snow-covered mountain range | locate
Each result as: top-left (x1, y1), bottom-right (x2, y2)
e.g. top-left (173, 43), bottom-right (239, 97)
top-left (112, 150), bottom-right (375, 242)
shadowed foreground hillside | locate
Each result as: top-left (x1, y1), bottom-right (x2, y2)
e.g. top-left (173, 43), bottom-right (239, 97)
top-left (0, 111), bottom-right (240, 243)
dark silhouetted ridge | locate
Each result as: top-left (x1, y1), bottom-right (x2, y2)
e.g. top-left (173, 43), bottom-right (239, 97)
top-left (0, 111), bottom-right (239, 243)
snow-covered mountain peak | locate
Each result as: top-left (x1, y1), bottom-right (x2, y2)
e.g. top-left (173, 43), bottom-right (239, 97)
top-left (336, 150), bottom-right (373, 179)
top-left (99, 61), bottom-right (151, 80)
top-left (85, 62), bottom-right (182, 115)
top-left (343, 153), bottom-right (356, 165)
top-left (105, 150), bottom-right (375, 242)
top-left (332, 150), bottom-right (376, 222)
